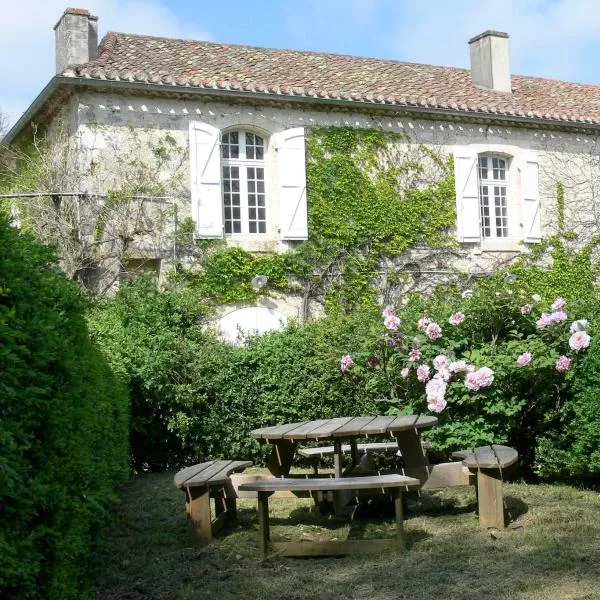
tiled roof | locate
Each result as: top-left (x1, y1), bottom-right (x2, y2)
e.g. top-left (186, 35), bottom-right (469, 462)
top-left (62, 32), bottom-right (600, 125)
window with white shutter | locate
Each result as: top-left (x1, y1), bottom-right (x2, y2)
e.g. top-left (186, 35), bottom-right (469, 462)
top-left (522, 154), bottom-right (541, 243)
top-left (454, 151), bottom-right (481, 242)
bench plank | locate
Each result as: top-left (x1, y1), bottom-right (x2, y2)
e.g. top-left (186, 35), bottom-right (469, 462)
top-left (251, 422), bottom-right (306, 440)
top-left (453, 445), bottom-right (518, 469)
top-left (239, 474), bottom-right (420, 493)
top-left (174, 461), bottom-right (215, 488)
top-left (281, 419), bottom-right (332, 440)
top-left (307, 417), bottom-right (354, 438)
top-left (297, 441), bottom-right (398, 458)
top-left (175, 460), bottom-right (252, 489)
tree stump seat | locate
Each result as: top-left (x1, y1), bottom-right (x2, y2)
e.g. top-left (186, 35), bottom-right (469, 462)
top-left (452, 444), bottom-right (518, 529)
top-left (174, 459), bottom-right (252, 544)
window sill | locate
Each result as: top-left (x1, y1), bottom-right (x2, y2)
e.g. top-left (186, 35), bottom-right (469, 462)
top-left (476, 240), bottom-right (524, 253)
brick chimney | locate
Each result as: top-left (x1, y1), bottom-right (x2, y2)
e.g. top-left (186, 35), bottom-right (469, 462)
top-left (468, 31), bottom-right (512, 93)
top-left (54, 8), bottom-right (98, 74)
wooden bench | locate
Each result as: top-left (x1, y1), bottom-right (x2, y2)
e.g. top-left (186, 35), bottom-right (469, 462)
top-left (238, 474), bottom-right (420, 558)
top-left (452, 444), bottom-right (518, 529)
top-left (174, 459), bottom-right (252, 544)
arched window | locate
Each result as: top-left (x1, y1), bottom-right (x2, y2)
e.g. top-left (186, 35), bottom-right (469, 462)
top-left (478, 155), bottom-right (508, 239)
top-left (221, 131), bottom-right (267, 234)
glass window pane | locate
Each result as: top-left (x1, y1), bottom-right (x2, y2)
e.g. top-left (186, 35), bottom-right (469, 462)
top-left (233, 221), bottom-right (241, 233)
top-left (256, 167), bottom-right (264, 179)
top-left (249, 222), bottom-right (257, 233)
top-left (258, 222), bottom-right (266, 234)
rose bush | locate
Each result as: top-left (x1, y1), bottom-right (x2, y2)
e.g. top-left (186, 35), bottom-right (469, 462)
top-left (338, 273), bottom-right (595, 475)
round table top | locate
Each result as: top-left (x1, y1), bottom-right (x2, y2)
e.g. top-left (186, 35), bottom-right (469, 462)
top-left (250, 414), bottom-right (437, 441)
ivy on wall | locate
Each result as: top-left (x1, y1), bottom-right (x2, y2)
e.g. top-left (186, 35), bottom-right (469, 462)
top-left (180, 126), bottom-right (458, 313)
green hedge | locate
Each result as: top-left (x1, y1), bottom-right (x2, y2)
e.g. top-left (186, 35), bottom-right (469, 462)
top-left (0, 219), bottom-right (129, 600)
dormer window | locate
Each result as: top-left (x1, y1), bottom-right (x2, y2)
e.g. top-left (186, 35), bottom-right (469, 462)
top-left (478, 155), bottom-right (508, 239)
top-left (221, 131), bottom-right (267, 234)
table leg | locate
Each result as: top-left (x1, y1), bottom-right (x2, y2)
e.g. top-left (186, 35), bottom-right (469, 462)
top-left (187, 486), bottom-right (212, 545)
top-left (394, 430), bottom-right (430, 484)
top-left (257, 492), bottom-right (271, 559)
top-left (392, 488), bottom-right (405, 550)
top-left (477, 468), bottom-right (504, 529)
top-left (267, 440), bottom-right (296, 476)
top-left (333, 440), bottom-right (343, 478)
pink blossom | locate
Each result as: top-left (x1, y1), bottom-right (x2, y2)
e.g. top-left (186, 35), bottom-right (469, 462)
top-left (536, 313), bottom-right (552, 329)
top-left (340, 355), bottom-right (353, 372)
top-left (549, 311), bottom-right (568, 323)
top-left (427, 396), bottom-right (448, 413)
top-left (400, 367), bottom-right (410, 379)
top-left (438, 368), bottom-right (452, 382)
top-left (532, 294), bottom-right (541, 302)
top-left (551, 297), bottom-right (566, 311)
top-left (416, 364), bottom-right (431, 382)
top-left (382, 305), bottom-right (396, 318)
top-left (425, 322), bottom-right (443, 340)
top-left (464, 367), bottom-right (495, 391)
top-left (426, 376), bottom-right (447, 413)
top-left (555, 355), bottom-right (572, 372)
top-left (517, 352), bottom-right (532, 367)
top-left (569, 331), bottom-right (591, 352)
top-left (520, 304), bottom-right (532, 314)
top-left (448, 312), bottom-right (465, 326)
top-left (408, 348), bottom-right (422, 362)
top-left (433, 355), bottom-right (450, 371)
top-left (570, 319), bottom-right (589, 333)
top-left (417, 316), bottom-right (431, 330)
top-left (384, 315), bottom-right (401, 330)
top-left (448, 360), bottom-right (472, 374)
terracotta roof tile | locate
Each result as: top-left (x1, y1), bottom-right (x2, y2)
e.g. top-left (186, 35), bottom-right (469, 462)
top-left (66, 32), bottom-right (600, 125)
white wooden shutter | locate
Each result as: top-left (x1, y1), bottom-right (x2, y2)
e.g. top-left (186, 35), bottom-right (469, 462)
top-left (189, 121), bottom-right (223, 238)
top-left (522, 154), bottom-right (542, 243)
top-left (454, 151), bottom-right (481, 242)
top-left (275, 127), bottom-right (308, 240)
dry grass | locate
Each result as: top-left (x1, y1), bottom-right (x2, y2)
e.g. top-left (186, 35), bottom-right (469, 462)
top-left (93, 471), bottom-right (600, 600)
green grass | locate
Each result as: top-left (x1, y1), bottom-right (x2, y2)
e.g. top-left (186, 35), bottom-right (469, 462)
top-left (93, 471), bottom-right (600, 600)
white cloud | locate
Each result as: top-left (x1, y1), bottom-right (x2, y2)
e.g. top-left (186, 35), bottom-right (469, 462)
top-left (0, 0), bottom-right (212, 127)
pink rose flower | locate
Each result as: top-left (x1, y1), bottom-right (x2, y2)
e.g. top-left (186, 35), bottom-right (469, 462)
top-left (448, 360), bottom-right (471, 374)
top-left (536, 313), bottom-right (552, 329)
top-left (520, 304), bottom-right (532, 314)
top-left (464, 367), bottom-right (494, 391)
top-left (555, 355), bottom-right (571, 372)
top-left (408, 348), bottom-right (422, 362)
top-left (416, 364), bottom-right (431, 382)
top-left (427, 396), bottom-right (447, 413)
top-left (449, 312), bottom-right (465, 326)
top-left (549, 311), bottom-right (568, 323)
top-left (569, 331), bottom-right (591, 352)
top-left (425, 322), bottom-right (443, 340)
top-left (400, 367), bottom-right (410, 379)
top-left (384, 315), bottom-right (401, 330)
top-left (426, 376), bottom-right (447, 413)
top-left (551, 297), bottom-right (566, 311)
top-left (340, 355), bottom-right (353, 372)
top-left (382, 305), bottom-right (396, 318)
top-left (433, 355), bottom-right (449, 371)
top-left (570, 319), bottom-right (589, 333)
top-left (517, 352), bottom-right (532, 367)
top-left (417, 316), bottom-right (431, 330)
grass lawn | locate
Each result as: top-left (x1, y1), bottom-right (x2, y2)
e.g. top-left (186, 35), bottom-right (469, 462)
top-left (93, 470), bottom-right (600, 600)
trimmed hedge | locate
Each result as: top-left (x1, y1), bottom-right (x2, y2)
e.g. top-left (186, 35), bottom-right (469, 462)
top-left (0, 219), bottom-right (129, 600)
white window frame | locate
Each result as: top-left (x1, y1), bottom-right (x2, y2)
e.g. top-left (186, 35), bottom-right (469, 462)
top-left (478, 154), bottom-right (510, 240)
top-left (221, 130), bottom-right (268, 236)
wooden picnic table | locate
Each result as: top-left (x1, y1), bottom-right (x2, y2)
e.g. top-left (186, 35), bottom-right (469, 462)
top-left (250, 414), bottom-right (438, 484)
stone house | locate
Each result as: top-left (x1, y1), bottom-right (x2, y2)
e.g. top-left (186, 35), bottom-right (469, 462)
top-left (5, 8), bottom-right (600, 321)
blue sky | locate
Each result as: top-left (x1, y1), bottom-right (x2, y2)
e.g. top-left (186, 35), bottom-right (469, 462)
top-left (2, 0), bottom-right (600, 128)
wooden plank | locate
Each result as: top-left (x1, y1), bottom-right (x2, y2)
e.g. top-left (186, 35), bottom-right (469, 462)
top-left (239, 474), bottom-right (420, 493)
top-left (474, 446), bottom-right (499, 468)
top-left (360, 416), bottom-right (396, 436)
top-left (281, 419), bottom-right (331, 440)
top-left (492, 445), bottom-right (519, 469)
top-left (258, 493), bottom-right (270, 559)
top-left (392, 489), bottom-right (405, 548)
top-left (394, 430), bottom-right (429, 483)
top-left (229, 473), bottom-right (311, 499)
top-left (389, 414), bottom-right (438, 432)
top-left (331, 416), bottom-right (378, 437)
top-left (306, 417), bottom-right (354, 439)
top-left (206, 460), bottom-right (253, 485)
top-left (477, 468), bottom-right (505, 528)
top-left (267, 440), bottom-right (296, 476)
top-left (251, 421), bottom-right (306, 440)
top-left (174, 461), bottom-right (213, 488)
top-left (188, 487), bottom-right (212, 545)
top-left (184, 460), bottom-right (234, 487)
top-left (272, 538), bottom-right (401, 557)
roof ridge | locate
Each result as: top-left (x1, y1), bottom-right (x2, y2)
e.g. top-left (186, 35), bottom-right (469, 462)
top-left (96, 31), bottom-right (119, 62)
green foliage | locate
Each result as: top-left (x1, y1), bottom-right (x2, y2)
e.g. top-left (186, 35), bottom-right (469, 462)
top-left (0, 218), bottom-right (129, 600)
top-left (88, 279), bottom-right (380, 468)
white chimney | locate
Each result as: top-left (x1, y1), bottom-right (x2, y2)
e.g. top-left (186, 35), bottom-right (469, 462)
top-left (468, 31), bottom-right (512, 93)
top-left (54, 8), bottom-right (98, 74)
